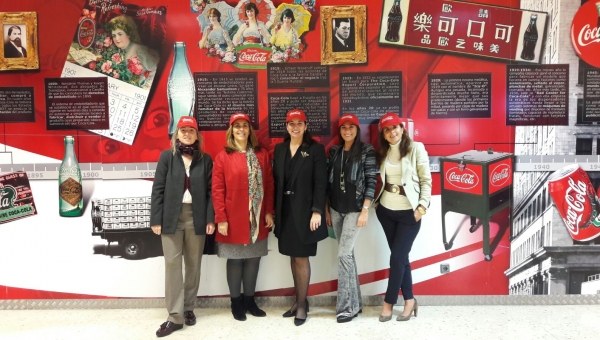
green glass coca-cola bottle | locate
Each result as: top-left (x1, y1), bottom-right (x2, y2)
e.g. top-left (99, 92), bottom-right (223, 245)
top-left (59, 136), bottom-right (83, 216)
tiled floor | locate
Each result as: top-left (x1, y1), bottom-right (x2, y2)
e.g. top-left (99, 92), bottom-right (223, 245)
top-left (0, 305), bottom-right (598, 339)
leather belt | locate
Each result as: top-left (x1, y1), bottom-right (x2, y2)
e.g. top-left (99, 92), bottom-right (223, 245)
top-left (283, 191), bottom-right (294, 195)
top-left (384, 183), bottom-right (406, 196)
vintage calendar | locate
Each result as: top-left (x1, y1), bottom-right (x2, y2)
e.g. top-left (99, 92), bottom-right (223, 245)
top-left (61, 0), bottom-right (167, 145)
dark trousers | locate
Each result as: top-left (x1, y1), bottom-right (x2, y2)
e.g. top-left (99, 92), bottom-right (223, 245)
top-left (375, 205), bottom-right (421, 304)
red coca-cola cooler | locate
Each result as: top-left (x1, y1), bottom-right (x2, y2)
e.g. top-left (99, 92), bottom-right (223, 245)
top-left (440, 149), bottom-right (514, 261)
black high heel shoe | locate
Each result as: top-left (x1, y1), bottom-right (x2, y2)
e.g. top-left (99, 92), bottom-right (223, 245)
top-left (282, 300), bottom-right (309, 317)
top-left (294, 303), bottom-right (309, 326)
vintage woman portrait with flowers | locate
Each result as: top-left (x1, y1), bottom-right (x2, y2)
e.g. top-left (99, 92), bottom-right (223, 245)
top-left (89, 15), bottom-right (159, 90)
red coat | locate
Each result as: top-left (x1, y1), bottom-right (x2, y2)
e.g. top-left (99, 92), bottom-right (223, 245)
top-left (212, 148), bottom-right (275, 244)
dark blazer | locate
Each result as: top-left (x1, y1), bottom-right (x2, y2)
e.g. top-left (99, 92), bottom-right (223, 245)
top-left (327, 143), bottom-right (377, 210)
top-left (151, 149), bottom-right (214, 235)
top-left (273, 140), bottom-right (328, 244)
top-left (4, 42), bottom-right (26, 58)
top-left (332, 35), bottom-right (354, 52)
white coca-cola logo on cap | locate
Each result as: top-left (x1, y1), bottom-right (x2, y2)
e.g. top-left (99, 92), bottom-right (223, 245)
top-left (181, 117), bottom-right (193, 123)
top-left (381, 116), bottom-right (394, 123)
top-left (563, 177), bottom-right (587, 235)
top-left (232, 114), bottom-right (246, 119)
top-left (446, 167), bottom-right (479, 190)
top-left (341, 115), bottom-right (353, 120)
top-left (491, 164), bottom-right (510, 186)
top-left (289, 111), bottom-right (301, 116)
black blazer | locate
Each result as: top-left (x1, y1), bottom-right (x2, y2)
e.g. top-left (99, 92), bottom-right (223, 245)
top-left (273, 140), bottom-right (328, 244)
top-left (4, 42), bottom-right (26, 58)
top-left (332, 36), bottom-right (354, 52)
top-left (151, 149), bottom-right (214, 235)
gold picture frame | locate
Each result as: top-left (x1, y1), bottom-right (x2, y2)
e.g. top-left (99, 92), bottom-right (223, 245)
top-left (0, 12), bottom-right (39, 71)
top-left (320, 6), bottom-right (367, 65)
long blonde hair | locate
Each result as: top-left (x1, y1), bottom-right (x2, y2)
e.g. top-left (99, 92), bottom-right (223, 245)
top-left (224, 123), bottom-right (260, 153)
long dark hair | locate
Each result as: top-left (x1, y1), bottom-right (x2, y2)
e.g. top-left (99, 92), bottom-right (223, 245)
top-left (337, 125), bottom-right (362, 162)
top-left (375, 124), bottom-right (412, 167)
top-left (283, 129), bottom-right (315, 147)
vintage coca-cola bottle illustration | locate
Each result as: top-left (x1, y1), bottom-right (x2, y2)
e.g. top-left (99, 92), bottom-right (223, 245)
top-left (167, 42), bottom-right (195, 139)
top-left (59, 136), bottom-right (83, 217)
top-left (520, 14), bottom-right (538, 60)
top-left (385, 0), bottom-right (403, 42)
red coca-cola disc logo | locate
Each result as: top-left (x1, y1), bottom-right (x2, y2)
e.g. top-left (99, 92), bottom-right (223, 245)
top-left (445, 167), bottom-right (479, 190)
top-left (490, 164), bottom-right (510, 187)
top-left (77, 18), bottom-right (96, 49)
top-left (570, 1), bottom-right (600, 68)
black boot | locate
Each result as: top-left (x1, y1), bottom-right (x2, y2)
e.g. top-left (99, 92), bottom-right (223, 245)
top-left (230, 296), bottom-right (246, 321)
top-left (244, 295), bottom-right (267, 317)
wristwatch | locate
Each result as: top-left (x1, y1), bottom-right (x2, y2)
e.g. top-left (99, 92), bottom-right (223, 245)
top-left (417, 205), bottom-right (426, 215)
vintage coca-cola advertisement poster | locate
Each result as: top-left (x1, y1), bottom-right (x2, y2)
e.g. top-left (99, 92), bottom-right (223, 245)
top-left (379, 0), bottom-right (548, 64)
top-left (570, 0), bottom-right (600, 68)
top-left (195, 0), bottom-right (313, 68)
top-left (0, 172), bottom-right (37, 224)
top-left (60, 0), bottom-right (167, 145)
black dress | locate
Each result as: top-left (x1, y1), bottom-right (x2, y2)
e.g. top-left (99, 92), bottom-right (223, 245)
top-left (278, 147), bottom-right (318, 257)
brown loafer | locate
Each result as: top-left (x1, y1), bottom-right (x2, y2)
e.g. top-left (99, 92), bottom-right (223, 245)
top-left (156, 321), bottom-right (183, 337)
top-left (184, 311), bottom-right (196, 326)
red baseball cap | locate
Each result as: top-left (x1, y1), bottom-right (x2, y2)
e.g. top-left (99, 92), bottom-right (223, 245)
top-left (378, 112), bottom-right (402, 131)
top-left (229, 112), bottom-right (251, 126)
top-left (286, 109), bottom-right (307, 123)
top-left (177, 116), bottom-right (198, 129)
top-left (338, 113), bottom-right (359, 128)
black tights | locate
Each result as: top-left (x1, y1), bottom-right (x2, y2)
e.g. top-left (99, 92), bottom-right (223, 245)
top-left (289, 257), bottom-right (310, 319)
top-left (226, 257), bottom-right (261, 298)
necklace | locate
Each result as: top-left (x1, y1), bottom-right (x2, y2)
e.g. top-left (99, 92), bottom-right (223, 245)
top-left (340, 150), bottom-right (349, 193)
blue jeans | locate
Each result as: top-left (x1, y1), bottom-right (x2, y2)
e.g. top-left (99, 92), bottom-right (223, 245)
top-left (375, 205), bottom-right (421, 304)
top-left (329, 208), bottom-right (363, 317)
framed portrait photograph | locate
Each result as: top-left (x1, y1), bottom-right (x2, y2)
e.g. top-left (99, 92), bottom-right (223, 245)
top-left (0, 12), bottom-right (39, 71)
top-left (320, 6), bottom-right (367, 65)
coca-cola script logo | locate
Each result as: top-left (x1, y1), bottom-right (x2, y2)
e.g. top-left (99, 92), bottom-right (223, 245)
top-left (77, 18), bottom-right (96, 49)
top-left (570, 1), bottom-right (600, 68)
top-left (236, 47), bottom-right (271, 67)
top-left (445, 167), bottom-right (479, 190)
top-left (563, 177), bottom-right (587, 235)
top-left (491, 164), bottom-right (510, 187)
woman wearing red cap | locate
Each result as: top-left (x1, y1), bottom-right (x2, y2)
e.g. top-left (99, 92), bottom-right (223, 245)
top-left (325, 113), bottom-right (377, 323)
top-left (151, 116), bottom-right (215, 337)
top-left (374, 112), bottom-right (431, 322)
top-left (212, 113), bottom-right (275, 321)
top-left (273, 109), bottom-right (328, 326)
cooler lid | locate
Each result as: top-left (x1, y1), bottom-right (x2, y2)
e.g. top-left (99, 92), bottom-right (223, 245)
top-left (441, 150), bottom-right (513, 163)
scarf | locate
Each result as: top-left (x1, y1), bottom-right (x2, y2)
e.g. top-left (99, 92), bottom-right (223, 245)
top-left (177, 140), bottom-right (199, 156)
top-left (246, 149), bottom-right (263, 243)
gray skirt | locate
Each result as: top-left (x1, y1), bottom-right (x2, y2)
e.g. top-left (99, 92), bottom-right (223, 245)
top-left (216, 238), bottom-right (268, 259)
